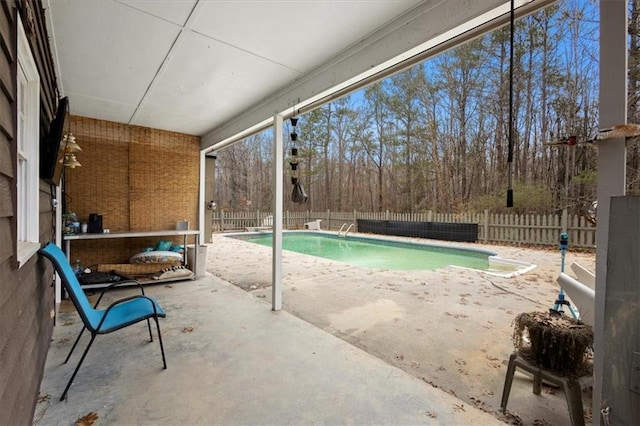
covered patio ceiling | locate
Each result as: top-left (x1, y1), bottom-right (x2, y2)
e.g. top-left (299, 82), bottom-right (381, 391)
top-left (44, 0), bottom-right (554, 151)
top-left (43, 1), bottom-right (635, 422)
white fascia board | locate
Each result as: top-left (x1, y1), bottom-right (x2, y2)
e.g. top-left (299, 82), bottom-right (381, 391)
top-left (201, 0), bottom-right (555, 151)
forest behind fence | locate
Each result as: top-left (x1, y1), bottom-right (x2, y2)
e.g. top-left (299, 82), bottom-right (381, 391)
top-left (212, 209), bottom-right (596, 248)
top-left (210, 2), bottom-right (640, 225)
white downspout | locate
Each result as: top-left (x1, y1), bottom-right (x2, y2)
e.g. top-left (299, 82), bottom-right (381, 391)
top-left (54, 184), bottom-right (62, 312)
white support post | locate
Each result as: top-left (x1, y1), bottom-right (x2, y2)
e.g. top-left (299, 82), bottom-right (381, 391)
top-left (272, 114), bottom-right (284, 311)
top-left (198, 150), bottom-right (206, 244)
top-left (595, 1), bottom-right (627, 423)
top-left (204, 151), bottom-right (215, 243)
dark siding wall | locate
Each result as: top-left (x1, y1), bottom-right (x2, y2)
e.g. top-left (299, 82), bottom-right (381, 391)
top-left (0, 1), bottom-right (59, 424)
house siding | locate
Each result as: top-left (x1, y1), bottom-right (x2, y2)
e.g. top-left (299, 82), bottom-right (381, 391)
top-left (0, 1), bottom-right (59, 424)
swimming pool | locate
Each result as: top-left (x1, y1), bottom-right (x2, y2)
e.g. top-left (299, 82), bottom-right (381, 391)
top-left (228, 231), bottom-right (535, 276)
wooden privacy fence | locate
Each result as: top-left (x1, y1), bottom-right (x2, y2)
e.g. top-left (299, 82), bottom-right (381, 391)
top-left (212, 209), bottom-right (596, 248)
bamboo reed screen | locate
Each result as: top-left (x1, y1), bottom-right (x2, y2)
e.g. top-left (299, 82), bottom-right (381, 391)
top-left (65, 116), bottom-right (200, 267)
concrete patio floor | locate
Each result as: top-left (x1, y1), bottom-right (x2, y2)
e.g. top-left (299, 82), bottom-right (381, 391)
top-left (35, 232), bottom-right (597, 425)
top-left (207, 232), bottom-right (597, 426)
top-left (34, 273), bottom-right (503, 425)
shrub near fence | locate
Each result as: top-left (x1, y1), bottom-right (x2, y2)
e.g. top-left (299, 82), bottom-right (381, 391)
top-left (212, 209), bottom-right (596, 248)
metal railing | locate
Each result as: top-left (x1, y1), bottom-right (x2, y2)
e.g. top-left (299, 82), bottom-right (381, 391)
top-left (337, 223), bottom-right (354, 237)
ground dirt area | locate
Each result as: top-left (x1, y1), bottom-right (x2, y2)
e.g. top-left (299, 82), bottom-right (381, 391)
top-left (207, 232), bottom-right (596, 425)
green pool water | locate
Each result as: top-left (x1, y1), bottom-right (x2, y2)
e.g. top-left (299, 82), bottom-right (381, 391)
top-left (230, 232), bottom-right (498, 271)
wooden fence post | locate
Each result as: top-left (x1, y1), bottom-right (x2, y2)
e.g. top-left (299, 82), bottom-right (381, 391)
top-left (483, 209), bottom-right (489, 243)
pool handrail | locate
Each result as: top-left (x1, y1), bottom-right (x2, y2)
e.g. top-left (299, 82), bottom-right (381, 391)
top-left (338, 223), bottom-right (354, 237)
top-left (344, 224), bottom-right (354, 237)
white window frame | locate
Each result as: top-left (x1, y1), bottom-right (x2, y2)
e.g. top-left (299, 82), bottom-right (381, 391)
top-left (16, 18), bottom-right (40, 267)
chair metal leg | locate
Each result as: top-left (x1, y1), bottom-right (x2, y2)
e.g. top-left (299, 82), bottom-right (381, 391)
top-left (563, 379), bottom-right (586, 426)
top-left (500, 352), bottom-right (588, 426)
top-left (64, 326), bottom-right (86, 364)
top-left (154, 317), bottom-right (167, 369)
top-left (61, 333), bottom-right (97, 401)
top-left (533, 373), bottom-right (542, 395)
top-left (147, 319), bottom-right (153, 342)
top-left (500, 352), bottom-right (518, 413)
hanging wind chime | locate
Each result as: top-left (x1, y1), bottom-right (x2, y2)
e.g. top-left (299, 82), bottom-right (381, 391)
top-left (506, 0), bottom-right (515, 208)
top-left (290, 117), bottom-right (308, 203)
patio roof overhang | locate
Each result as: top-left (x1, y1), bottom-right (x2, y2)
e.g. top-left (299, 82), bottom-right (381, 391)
top-left (201, 0), bottom-right (557, 152)
top-left (44, 0), bottom-right (555, 151)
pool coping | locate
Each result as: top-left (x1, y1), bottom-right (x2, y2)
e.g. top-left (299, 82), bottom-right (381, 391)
top-left (223, 229), bottom-right (537, 278)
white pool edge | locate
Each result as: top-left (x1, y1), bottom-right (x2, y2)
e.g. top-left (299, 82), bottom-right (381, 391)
top-left (223, 230), bottom-right (537, 276)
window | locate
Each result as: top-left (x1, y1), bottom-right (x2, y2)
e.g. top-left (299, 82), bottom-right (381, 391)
top-left (16, 18), bottom-right (40, 267)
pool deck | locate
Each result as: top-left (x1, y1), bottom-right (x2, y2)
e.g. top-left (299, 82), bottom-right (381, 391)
top-left (208, 231), bottom-right (597, 425)
top-left (35, 232), bottom-right (596, 425)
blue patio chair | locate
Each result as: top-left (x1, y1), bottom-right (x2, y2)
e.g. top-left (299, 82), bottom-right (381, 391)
top-left (39, 242), bottom-right (167, 401)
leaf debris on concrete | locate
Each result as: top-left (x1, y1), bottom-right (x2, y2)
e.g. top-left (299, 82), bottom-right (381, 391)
top-left (75, 411), bottom-right (98, 426)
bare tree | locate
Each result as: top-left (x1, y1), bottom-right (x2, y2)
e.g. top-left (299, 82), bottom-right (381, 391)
top-left (213, 0), bottom-right (602, 216)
